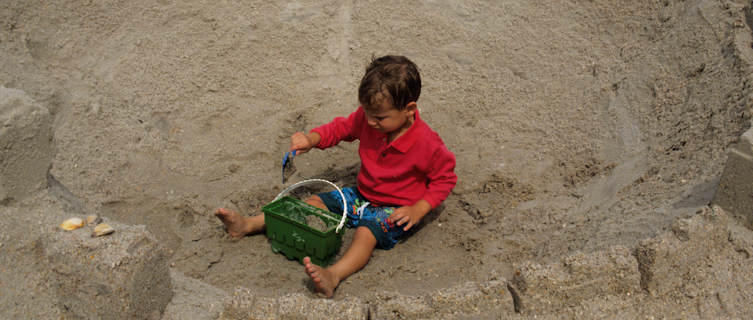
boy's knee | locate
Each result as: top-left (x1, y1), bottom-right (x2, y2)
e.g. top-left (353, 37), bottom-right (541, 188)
top-left (354, 226), bottom-right (378, 244)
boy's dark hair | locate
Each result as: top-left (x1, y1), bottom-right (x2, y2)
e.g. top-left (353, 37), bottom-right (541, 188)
top-left (358, 55), bottom-right (421, 110)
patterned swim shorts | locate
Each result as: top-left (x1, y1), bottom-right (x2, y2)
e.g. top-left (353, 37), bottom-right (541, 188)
top-left (317, 187), bottom-right (405, 249)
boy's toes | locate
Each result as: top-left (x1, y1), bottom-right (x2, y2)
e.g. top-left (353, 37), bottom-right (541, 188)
top-left (302, 257), bottom-right (335, 298)
top-left (303, 257), bottom-right (321, 280)
top-left (303, 257), bottom-right (315, 275)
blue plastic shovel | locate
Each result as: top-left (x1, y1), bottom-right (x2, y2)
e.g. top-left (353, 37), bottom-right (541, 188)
top-left (281, 150), bottom-right (297, 184)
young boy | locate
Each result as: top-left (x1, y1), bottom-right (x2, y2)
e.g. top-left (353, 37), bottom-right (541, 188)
top-left (215, 55), bottom-right (457, 298)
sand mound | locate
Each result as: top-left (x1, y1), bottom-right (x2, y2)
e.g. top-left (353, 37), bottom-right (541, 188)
top-left (1, 0), bottom-right (752, 318)
top-left (0, 85), bottom-right (53, 204)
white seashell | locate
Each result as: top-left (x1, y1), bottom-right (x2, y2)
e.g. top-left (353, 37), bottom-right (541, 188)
top-left (92, 223), bottom-right (114, 237)
top-left (60, 217), bottom-right (84, 231)
top-left (85, 215), bottom-right (102, 225)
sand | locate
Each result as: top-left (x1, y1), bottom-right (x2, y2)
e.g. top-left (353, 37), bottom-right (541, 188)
top-left (1, 0), bottom-right (753, 318)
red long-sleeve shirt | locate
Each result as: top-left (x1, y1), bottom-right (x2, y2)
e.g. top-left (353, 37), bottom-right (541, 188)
top-left (311, 107), bottom-right (457, 209)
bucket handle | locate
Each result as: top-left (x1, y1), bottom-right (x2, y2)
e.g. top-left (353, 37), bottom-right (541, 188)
top-left (273, 179), bottom-right (348, 233)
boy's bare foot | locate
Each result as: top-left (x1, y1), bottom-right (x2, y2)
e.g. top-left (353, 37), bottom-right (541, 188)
top-left (213, 208), bottom-right (262, 238)
top-left (303, 257), bottom-right (338, 298)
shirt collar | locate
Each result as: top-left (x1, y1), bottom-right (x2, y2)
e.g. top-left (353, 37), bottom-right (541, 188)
top-left (388, 108), bottom-right (423, 153)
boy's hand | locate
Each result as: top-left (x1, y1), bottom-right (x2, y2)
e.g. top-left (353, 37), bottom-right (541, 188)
top-left (388, 200), bottom-right (432, 231)
top-left (290, 131), bottom-right (321, 154)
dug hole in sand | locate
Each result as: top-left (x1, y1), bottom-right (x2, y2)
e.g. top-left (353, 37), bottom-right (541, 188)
top-left (1, 0), bottom-right (753, 319)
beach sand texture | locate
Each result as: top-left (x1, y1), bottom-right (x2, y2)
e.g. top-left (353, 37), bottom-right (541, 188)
top-left (1, 0), bottom-right (753, 318)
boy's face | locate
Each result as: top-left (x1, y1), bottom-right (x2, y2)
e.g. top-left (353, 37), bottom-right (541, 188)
top-left (363, 97), bottom-right (416, 136)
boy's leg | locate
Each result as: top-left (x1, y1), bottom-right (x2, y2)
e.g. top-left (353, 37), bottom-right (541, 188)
top-left (303, 226), bottom-right (377, 298)
top-left (214, 208), bottom-right (265, 238)
top-left (304, 195), bottom-right (328, 210)
top-left (214, 195), bottom-right (325, 239)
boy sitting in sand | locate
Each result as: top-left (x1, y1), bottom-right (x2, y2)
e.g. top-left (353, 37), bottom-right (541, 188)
top-left (215, 55), bottom-right (457, 298)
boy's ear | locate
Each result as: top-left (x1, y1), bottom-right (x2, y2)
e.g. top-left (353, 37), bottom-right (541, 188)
top-left (405, 101), bottom-right (417, 115)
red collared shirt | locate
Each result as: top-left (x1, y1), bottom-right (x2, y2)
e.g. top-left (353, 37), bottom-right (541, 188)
top-left (311, 107), bottom-right (457, 208)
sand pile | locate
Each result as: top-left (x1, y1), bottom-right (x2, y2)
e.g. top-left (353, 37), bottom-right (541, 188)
top-left (0, 86), bottom-right (53, 204)
top-left (1, 0), bottom-right (753, 318)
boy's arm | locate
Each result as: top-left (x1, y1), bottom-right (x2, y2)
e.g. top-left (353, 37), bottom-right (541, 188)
top-left (421, 145), bottom-right (458, 208)
top-left (310, 108), bottom-right (362, 149)
top-left (391, 146), bottom-right (457, 231)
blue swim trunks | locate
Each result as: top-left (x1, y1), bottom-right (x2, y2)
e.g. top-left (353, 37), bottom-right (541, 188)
top-left (317, 187), bottom-right (405, 250)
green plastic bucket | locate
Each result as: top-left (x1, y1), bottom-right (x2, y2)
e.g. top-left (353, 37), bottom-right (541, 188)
top-left (262, 179), bottom-right (348, 266)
